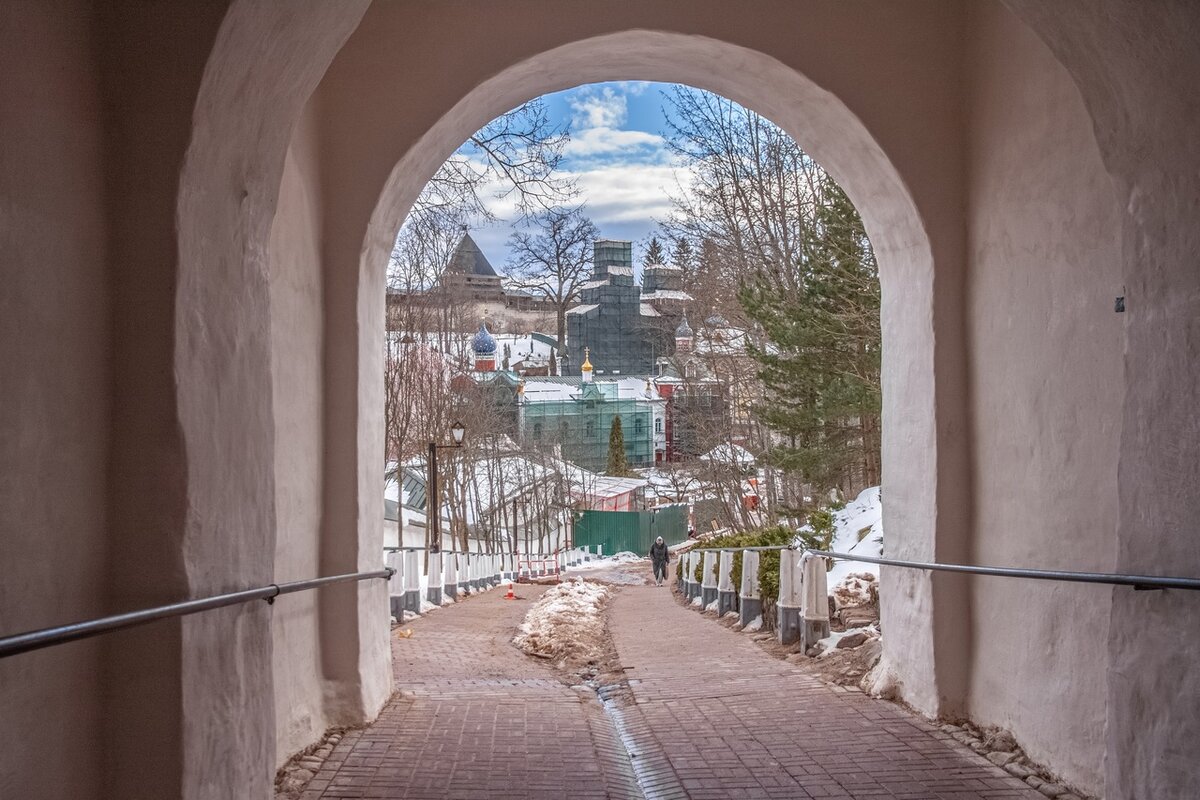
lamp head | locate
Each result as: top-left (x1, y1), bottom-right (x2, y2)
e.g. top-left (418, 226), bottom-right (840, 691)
top-left (450, 420), bottom-right (466, 445)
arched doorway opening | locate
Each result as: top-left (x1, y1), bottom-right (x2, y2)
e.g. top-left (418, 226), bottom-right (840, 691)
top-left (172, 3), bottom-right (1135, 797)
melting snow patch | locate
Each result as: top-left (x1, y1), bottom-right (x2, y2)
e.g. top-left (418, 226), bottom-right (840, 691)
top-left (834, 572), bottom-right (878, 607)
top-left (513, 579), bottom-right (610, 667)
top-left (743, 615), bottom-right (763, 633)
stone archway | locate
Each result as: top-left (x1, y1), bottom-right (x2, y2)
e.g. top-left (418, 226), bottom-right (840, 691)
top-left (352, 26), bottom-right (955, 721)
top-left (165, 2), bottom-right (1183, 798)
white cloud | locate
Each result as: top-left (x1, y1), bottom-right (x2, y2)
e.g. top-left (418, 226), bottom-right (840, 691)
top-left (566, 163), bottom-right (695, 224)
top-left (563, 127), bottom-right (664, 158)
top-left (569, 86), bottom-right (626, 129)
top-left (614, 80), bottom-right (653, 96)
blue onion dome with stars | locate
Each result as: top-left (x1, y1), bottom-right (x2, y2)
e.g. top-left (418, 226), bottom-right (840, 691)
top-left (675, 313), bottom-right (693, 339)
top-left (472, 322), bottom-right (497, 355)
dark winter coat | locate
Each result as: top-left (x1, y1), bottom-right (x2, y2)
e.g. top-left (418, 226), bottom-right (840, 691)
top-left (649, 541), bottom-right (669, 566)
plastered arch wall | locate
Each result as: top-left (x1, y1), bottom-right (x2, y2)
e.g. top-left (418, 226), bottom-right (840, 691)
top-left (351, 23), bottom-right (958, 711)
top-left (246, 0), bottom-right (1132, 794)
top-left (3, 2), bottom-right (1195, 799)
top-left (312, 3), bottom-right (977, 732)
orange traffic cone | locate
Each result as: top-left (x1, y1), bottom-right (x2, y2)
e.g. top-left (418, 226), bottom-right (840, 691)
top-left (503, 582), bottom-right (515, 600)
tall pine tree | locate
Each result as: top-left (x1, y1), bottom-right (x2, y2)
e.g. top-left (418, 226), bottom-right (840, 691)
top-left (644, 236), bottom-right (667, 266)
top-left (606, 416), bottom-right (630, 476)
top-left (738, 179), bottom-right (881, 499)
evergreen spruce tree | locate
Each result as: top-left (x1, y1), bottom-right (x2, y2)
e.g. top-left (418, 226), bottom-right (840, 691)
top-left (738, 179), bottom-right (881, 499)
top-left (644, 236), bottom-right (667, 266)
top-left (670, 238), bottom-right (694, 272)
top-left (606, 416), bottom-right (630, 476)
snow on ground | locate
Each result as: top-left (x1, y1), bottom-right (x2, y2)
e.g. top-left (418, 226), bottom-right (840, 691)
top-left (822, 486), bottom-right (884, 588)
top-left (833, 572), bottom-right (878, 607)
top-left (565, 551), bottom-right (645, 572)
top-left (815, 625), bottom-right (879, 657)
top-left (565, 552), bottom-right (652, 585)
top-left (513, 579), bottom-right (611, 667)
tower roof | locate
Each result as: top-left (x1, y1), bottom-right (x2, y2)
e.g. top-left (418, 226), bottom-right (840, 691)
top-left (448, 232), bottom-right (499, 277)
top-left (675, 313), bottom-right (694, 339)
top-left (472, 322), bottom-right (497, 355)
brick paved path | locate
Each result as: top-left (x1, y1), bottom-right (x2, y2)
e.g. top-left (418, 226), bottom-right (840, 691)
top-left (303, 586), bottom-right (638, 799)
top-left (607, 585), bottom-right (1042, 799)
top-left (307, 579), bottom-right (1042, 799)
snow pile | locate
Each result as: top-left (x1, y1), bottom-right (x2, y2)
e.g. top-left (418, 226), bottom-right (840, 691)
top-left (565, 551), bottom-right (646, 573)
top-left (815, 625), bottom-right (879, 657)
top-left (824, 486), bottom-right (883, 587)
top-left (834, 572), bottom-right (878, 608)
top-left (513, 579), bottom-right (611, 667)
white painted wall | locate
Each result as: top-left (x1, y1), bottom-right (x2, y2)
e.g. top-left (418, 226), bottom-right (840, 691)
top-left (964, 6), bottom-right (1122, 793)
top-left (2, 2), bottom-right (1197, 798)
top-left (268, 103), bottom-right (330, 765)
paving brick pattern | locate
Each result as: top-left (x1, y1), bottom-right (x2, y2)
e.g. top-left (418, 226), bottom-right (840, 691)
top-left (607, 585), bottom-right (1042, 799)
top-left (304, 587), bottom-right (636, 799)
top-left (308, 581), bottom-right (1043, 799)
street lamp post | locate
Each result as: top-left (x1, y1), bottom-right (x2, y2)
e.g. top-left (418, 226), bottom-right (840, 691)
top-left (427, 420), bottom-right (466, 554)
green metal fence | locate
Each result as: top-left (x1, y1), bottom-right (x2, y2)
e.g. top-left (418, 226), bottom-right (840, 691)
top-left (573, 504), bottom-right (688, 556)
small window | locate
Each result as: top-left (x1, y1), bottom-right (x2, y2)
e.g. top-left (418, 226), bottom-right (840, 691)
top-left (586, 421), bottom-right (595, 438)
top-left (533, 422), bottom-right (542, 439)
top-left (655, 419), bottom-right (663, 434)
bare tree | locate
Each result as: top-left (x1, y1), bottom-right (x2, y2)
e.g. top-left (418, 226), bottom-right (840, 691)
top-left (505, 204), bottom-right (599, 346)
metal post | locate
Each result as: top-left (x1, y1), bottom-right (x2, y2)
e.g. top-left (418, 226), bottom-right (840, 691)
top-left (428, 441), bottom-right (439, 553)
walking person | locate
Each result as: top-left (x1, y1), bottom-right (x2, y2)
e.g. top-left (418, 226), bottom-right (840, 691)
top-left (649, 536), bottom-right (670, 586)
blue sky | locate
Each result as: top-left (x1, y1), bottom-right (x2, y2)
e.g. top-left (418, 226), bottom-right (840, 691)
top-left (463, 81), bottom-right (689, 270)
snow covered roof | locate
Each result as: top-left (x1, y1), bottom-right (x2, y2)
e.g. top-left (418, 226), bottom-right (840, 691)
top-left (606, 266), bottom-right (635, 277)
top-left (639, 303), bottom-right (661, 317)
top-left (566, 304), bottom-right (599, 316)
top-left (699, 443), bottom-right (756, 466)
top-left (643, 289), bottom-right (692, 301)
top-left (551, 460), bottom-right (647, 500)
top-left (521, 376), bottom-right (664, 404)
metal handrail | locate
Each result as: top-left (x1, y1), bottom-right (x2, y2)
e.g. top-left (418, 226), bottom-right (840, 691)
top-left (804, 550), bottom-right (1200, 592)
top-left (690, 544), bottom-right (1200, 592)
top-left (0, 568), bottom-right (394, 660)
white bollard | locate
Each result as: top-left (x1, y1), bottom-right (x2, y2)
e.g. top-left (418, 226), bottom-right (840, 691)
top-left (403, 550), bottom-right (421, 614)
top-left (686, 551), bottom-right (701, 600)
top-left (426, 551), bottom-right (443, 606)
top-left (386, 551), bottom-right (404, 620)
top-left (717, 550), bottom-right (736, 616)
top-left (458, 552), bottom-right (472, 596)
top-left (800, 554), bottom-right (831, 649)
top-left (443, 552), bottom-right (458, 601)
top-left (777, 549), bottom-right (804, 644)
top-left (701, 551), bottom-right (718, 610)
top-left (739, 550), bottom-right (762, 628)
